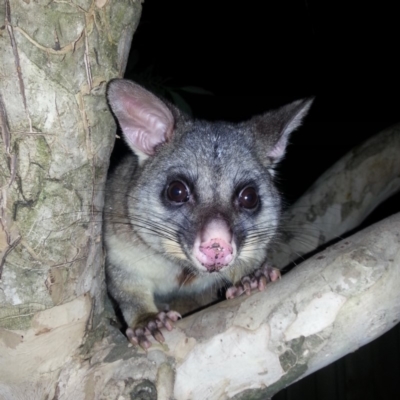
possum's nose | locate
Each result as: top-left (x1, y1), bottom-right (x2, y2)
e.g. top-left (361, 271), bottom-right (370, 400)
top-left (194, 218), bottom-right (234, 271)
top-left (198, 238), bottom-right (233, 270)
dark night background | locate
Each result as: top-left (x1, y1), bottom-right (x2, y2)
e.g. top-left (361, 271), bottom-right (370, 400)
top-left (117, 1), bottom-right (400, 398)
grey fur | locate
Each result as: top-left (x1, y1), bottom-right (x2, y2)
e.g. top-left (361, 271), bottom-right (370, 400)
top-left (104, 79), bottom-right (312, 339)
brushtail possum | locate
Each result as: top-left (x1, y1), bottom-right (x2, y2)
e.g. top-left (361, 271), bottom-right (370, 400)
top-left (104, 79), bottom-right (312, 349)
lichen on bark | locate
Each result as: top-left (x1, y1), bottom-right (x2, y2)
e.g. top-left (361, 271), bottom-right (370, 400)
top-left (0, 0), bottom-right (141, 331)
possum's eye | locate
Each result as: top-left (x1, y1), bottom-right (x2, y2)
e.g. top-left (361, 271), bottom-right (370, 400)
top-left (238, 186), bottom-right (258, 209)
top-left (167, 181), bottom-right (190, 203)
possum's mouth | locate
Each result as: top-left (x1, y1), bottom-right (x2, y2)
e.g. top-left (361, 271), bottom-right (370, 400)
top-left (192, 218), bottom-right (236, 272)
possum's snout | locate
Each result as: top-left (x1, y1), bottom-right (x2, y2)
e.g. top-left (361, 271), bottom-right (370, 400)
top-left (193, 218), bottom-right (235, 271)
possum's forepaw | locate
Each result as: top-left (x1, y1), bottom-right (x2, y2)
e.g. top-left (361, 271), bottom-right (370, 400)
top-left (126, 310), bottom-right (181, 350)
top-left (226, 264), bottom-right (281, 299)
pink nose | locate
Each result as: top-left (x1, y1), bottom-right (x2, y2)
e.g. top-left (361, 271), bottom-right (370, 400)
top-left (197, 238), bottom-right (233, 271)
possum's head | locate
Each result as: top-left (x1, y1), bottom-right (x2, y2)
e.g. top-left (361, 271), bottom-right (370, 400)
top-left (107, 79), bottom-right (312, 279)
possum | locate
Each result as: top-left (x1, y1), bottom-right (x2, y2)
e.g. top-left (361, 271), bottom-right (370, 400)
top-left (104, 79), bottom-right (312, 349)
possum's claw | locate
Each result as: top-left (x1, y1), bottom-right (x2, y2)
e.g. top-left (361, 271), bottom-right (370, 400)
top-left (226, 264), bottom-right (280, 299)
top-left (126, 326), bottom-right (152, 349)
top-left (126, 310), bottom-right (182, 350)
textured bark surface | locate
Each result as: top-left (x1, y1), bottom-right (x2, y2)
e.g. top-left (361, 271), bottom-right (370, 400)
top-left (269, 123), bottom-right (400, 268)
top-left (0, 0), bottom-right (142, 392)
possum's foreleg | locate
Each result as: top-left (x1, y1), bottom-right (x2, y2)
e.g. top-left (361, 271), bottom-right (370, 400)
top-left (107, 266), bottom-right (181, 350)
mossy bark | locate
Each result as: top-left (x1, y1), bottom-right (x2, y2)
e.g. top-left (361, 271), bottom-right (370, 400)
top-left (0, 0), bottom-right (142, 390)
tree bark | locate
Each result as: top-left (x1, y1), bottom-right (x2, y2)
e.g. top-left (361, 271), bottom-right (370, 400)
top-left (269, 123), bottom-right (400, 268)
top-left (0, 0), bottom-right (141, 395)
top-left (1, 2), bottom-right (400, 399)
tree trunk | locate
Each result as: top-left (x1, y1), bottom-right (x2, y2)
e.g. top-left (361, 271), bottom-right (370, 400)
top-left (1, 2), bottom-right (399, 399)
top-left (0, 0), bottom-right (141, 395)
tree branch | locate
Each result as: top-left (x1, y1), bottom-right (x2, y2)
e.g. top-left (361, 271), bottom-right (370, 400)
top-left (26, 212), bottom-right (397, 400)
top-left (270, 123), bottom-right (400, 268)
top-left (167, 212), bottom-right (400, 399)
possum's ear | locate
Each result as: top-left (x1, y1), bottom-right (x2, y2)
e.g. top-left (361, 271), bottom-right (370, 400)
top-left (107, 79), bottom-right (175, 163)
top-left (251, 98), bottom-right (314, 165)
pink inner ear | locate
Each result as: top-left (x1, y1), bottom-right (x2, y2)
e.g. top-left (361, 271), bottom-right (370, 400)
top-left (267, 98), bottom-right (313, 163)
top-left (268, 135), bottom-right (288, 160)
top-left (108, 80), bottom-right (175, 156)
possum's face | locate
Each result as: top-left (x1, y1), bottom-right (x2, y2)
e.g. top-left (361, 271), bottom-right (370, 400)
top-left (128, 120), bottom-right (282, 277)
top-left (107, 79), bottom-right (312, 278)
